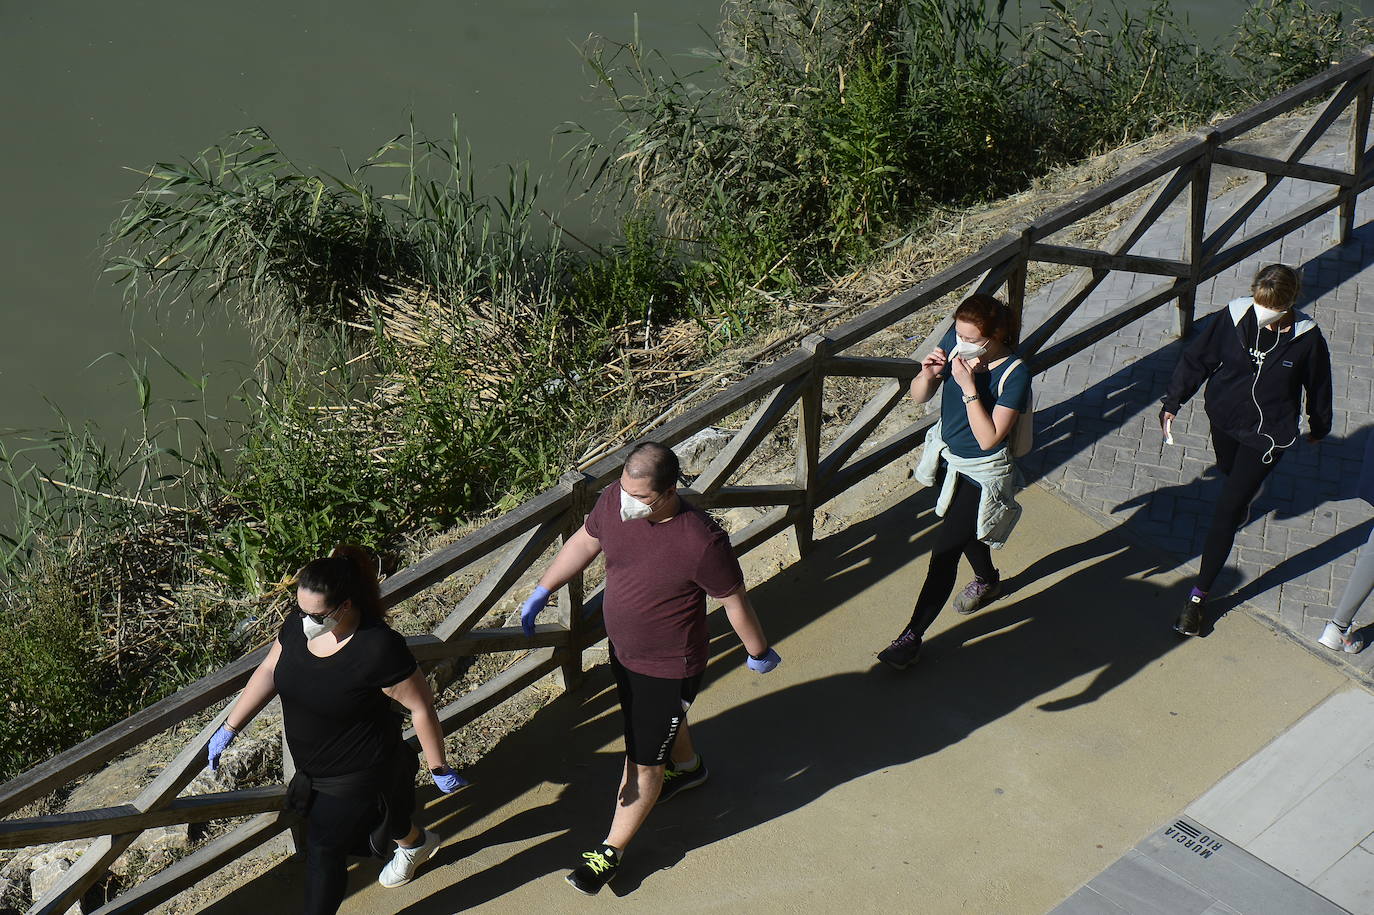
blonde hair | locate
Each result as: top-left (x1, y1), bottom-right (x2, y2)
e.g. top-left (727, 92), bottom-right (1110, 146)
top-left (1251, 264), bottom-right (1300, 311)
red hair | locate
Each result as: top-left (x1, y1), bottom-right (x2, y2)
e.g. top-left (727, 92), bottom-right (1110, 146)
top-left (953, 294), bottom-right (1019, 346)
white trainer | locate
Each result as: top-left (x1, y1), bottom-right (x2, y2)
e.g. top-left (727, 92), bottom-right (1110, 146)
top-left (378, 828), bottom-right (440, 888)
top-left (1318, 621), bottom-right (1365, 654)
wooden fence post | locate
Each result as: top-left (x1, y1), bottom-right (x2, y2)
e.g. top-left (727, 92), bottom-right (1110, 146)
top-left (1007, 225), bottom-right (1032, 329)
top-left (1338, 69), bottom-right (1373, 245)
top-left (792, 335), bottom-right (831, 559)
top-left (555, 471), bottom-right (592, 691)
top-left (1181, 129), bottom-right (1218, 338)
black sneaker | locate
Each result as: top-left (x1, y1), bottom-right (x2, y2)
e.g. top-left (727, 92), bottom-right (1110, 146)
top-left (658, 758), bottom-right (709, 805)
top-left (877, 628), bottom-right (921, 670)
top-left (567, 845), bottom-right (620, 896)
top-left (1174, 595), bottom-right (1204, 637)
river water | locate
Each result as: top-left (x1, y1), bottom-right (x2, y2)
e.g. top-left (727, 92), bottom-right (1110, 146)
top-left (1, 0), bottom-right (1368, 461)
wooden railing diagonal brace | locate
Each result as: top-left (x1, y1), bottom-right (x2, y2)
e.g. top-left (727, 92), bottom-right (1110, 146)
top-left (694, 377), bottom-right (808, 495)
top-left (1202, 78), bottom-right (1363, 260)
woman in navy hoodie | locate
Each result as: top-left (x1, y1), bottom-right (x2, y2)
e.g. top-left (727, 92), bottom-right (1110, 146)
top-left (1160, 263), bottom-right (1333, 636)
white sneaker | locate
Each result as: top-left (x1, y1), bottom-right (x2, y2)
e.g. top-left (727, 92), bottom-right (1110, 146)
top-left (378, 829), bottom-right (440, 888)
top-left (1318, 622), bottom-right (1365, 654)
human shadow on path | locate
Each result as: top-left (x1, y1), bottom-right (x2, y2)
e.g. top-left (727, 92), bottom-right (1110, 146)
top-left (391, 490), bottom-right (1186, 911)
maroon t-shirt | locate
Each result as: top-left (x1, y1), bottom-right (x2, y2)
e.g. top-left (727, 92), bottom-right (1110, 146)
top-left (584, 483), bottom-right (745, 679)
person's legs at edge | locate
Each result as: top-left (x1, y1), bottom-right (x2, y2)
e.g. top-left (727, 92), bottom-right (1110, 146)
top-left (1321, 528), bottom-right (1374, 652)
top-left (377, 745), bottom-right (440, 888)
top-left (1177, 429), bottom-right (1280, 635)
top-left (303, 790), bottom-right (377, 915)
top-left (569, 655), bottom-right (691, 894)
top-left (880, 474), bottom-right (981, 667)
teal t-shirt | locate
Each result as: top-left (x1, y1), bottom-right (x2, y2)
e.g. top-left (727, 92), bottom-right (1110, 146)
top-left (938, 328), bottom-right (1031, 459)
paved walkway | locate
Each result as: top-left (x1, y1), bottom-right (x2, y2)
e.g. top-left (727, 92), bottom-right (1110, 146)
top-left (190, 481), bottom-right (1348, 914)
top-left (1021, 130), bottom-right (1374, 678)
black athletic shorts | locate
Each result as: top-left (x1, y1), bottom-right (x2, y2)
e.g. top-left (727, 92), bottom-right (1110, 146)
top-left (609, 646), bottom-right (704, 766)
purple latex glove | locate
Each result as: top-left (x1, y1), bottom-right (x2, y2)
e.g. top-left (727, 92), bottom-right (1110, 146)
top-left (430, 765), bottom-right (469, 793)
top-left (207, 725), bottom-right (237, 772)
top-left (520, 585), bottom-right (551, 637)
top-left (746, 648), bottom-right (782, 673)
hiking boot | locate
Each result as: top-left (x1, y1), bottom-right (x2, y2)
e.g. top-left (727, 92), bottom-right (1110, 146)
top-left (378, 829), bottom-right (440, 888)
top-left (658, 757), bottom-right (709, 805)
top-left (953, 574), bottom-right (1002, 615)
top-left (1174, 595), bottom-right (1204, 637)
top-left (567, 845), bottom-right (621, 896)
top-left (1319, 621), bottom-right (1365, 654)
top-left (877, 628), bottom-right (921, 670)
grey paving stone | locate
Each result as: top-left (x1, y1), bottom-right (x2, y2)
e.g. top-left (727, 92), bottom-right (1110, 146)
top-left (1185, 689), bottom-right (1374, 845)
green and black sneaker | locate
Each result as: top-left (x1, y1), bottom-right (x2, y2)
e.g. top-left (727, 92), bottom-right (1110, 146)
top-left (567, 844), bottom-right (620, 896)
top-left (658, 757), bottom-right (709, 805)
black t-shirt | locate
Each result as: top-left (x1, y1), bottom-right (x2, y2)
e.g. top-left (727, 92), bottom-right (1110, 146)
top-left (274, 613), bottom-right (418, 778)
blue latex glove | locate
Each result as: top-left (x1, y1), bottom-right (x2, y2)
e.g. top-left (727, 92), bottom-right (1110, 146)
top-left (746, 648), bottom-right (781, 674)
top-left (520, 585), bottom-right (551, 637)
top-left (207, 725), bottom-right (237, 772)
top-left (430, 765), bottom-right (469, 793)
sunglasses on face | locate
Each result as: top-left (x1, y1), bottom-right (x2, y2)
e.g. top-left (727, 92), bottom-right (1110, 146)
top-left (295, 602), bottom-right (343, 625)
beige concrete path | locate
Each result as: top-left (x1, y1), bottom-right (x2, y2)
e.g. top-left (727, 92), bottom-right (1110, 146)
top-left (193, 480), bottom-right (1347, 914)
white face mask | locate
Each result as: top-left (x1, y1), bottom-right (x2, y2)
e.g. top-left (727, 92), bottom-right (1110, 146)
top-left (951, 339), bottom-right (988, 360)
top-left (301, 613), bottom-right (338, 640)
top-left (619, 486), bottom-right (662, 522)
top-left (1253, 302), bottom-right (1288, 328)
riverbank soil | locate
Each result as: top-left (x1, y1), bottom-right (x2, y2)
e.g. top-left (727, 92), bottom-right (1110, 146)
top-left (182, 463), bottom-right (1345, 913)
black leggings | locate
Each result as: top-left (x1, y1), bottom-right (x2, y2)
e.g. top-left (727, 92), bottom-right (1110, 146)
top-left (1197, 428), bottom-right (1283, 592)
top-left (906, 472), bottom-right (997, 637)
top-left (302, 746), bottom-right (419, 915)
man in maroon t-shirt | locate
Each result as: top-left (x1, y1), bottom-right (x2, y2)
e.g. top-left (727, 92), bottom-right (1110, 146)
top-left (520, 440), bottom-right (781, 896)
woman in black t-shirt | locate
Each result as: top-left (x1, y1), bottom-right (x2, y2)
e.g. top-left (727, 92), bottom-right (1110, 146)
top-left (204, 546), bottom-right (464, 914)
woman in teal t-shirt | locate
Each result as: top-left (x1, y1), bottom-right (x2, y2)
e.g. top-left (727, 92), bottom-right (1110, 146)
top-left (878, 294), bottom-right (1031, 670)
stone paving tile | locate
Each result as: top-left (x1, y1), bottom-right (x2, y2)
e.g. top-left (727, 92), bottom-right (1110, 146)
top-left (1018, 130), bottom-right (1374, 680)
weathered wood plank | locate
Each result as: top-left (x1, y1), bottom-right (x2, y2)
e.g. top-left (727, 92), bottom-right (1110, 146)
top-left (823, 233), bottom-right (1022, 351)
top-left (1026, 138), bottom-right (1207, 239)
top-left (728, 505), bottom-right (795, 557)
top-left (1018, 162), bottom-right (1194, 357)
top-left (1178, 140), bottom-right (1215, 338)
top-left (1204, 79), bottom-right (1361, 259)
top-left (406, 648), bottom-right (562, 744)
top-left (1027, 243), bottom-right (1191, 277)
top-left (432, 512), bottom-right (569, 642)
top-left (694, 377), bottom-right (807, 494)
top-left (1030, 280), bottom-right (1184, 373)
top-left (581, 349), bottom-right (815, 486)
top-left (405, 627), bottom-right (571, 661)
top-left (816, 378), bottom-right (907, 483)
top-left (821, 356), bottom-right (924, 378)
top-left (27, 706), bottom-right (237, 913)
top-left (680, 484), bottom-right (808, 509)
top-left (0, 649), bottom-right (265, 819)
top-left (1, 787), bottom-right (285, 850)
top-left (791, 336), bottom-right (829, 557)
top-left (1212, 147), bottom-right (1355, 186)
top-left (820, 413), bottom-right (938, 504)
top-left (87, 813), bottom-right (290, 915)
top-left (1206, 187), bottom-right (1343, 277)
top-left (1213, 50), bottom-right (1374, 140)
top-left (381, 483), bottom-right (574, 607)
top-left (1338, 70), bottom-right (1373, 243)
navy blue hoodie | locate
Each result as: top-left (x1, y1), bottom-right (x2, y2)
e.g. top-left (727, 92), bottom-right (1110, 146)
top-left (1162, 297), bottom-right (1333, 453)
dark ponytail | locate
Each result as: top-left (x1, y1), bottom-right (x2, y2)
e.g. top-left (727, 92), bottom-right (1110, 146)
top-left (295, 544), bottom-right (385, 625)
